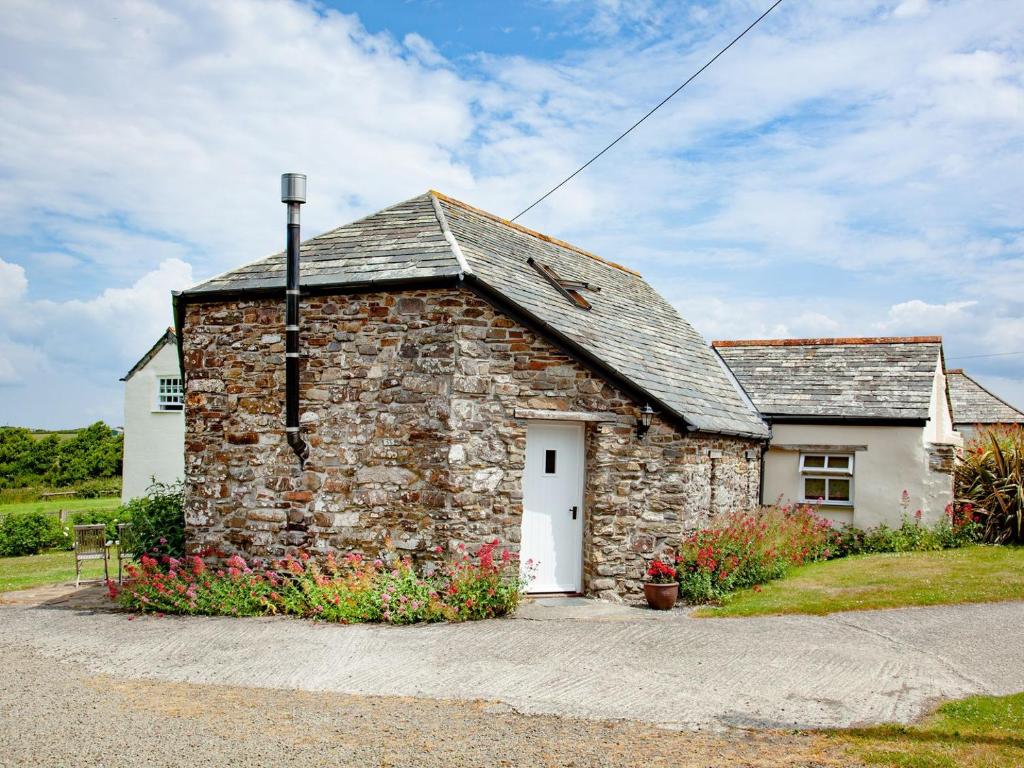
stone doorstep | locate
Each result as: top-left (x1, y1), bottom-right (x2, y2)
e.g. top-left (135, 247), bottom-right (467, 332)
top-left (514, 595), bottom-right (679, 621)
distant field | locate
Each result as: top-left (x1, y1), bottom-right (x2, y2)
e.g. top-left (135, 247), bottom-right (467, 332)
top-left (0, 497), bottom-right (121, 517)
top-left (27, 429), bottom-right (81, 442)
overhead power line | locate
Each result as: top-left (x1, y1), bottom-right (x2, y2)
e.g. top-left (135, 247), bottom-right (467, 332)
top-left (947, 350), bottom-right (1024, 361)
top-left (510, 0), bottom-right (785, 222)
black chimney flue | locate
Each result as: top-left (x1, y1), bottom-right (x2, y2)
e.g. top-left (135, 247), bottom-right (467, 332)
top-left (281, 173), bottom-right (309, 467)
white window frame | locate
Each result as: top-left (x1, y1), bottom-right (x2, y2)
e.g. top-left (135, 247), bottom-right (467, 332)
top-left (155, 375), bottom-right (184, 412)
top-left (799, 453), bottom-right (854, 506)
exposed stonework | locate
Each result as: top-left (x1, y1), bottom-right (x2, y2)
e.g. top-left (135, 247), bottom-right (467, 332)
top-left (926, 442), bottom-right (956, 475)
top-left (183, 286), bottom-right (761, 599)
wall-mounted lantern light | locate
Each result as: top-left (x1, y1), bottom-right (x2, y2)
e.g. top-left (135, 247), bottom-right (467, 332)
top-left (636, 403), bottom-right (655, 440)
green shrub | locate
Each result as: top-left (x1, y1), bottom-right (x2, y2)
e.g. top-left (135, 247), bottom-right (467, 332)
top-left (0, 511), bottom-right (62, 556)
top-left (0, 423), bottom-right (123, 490)
top-left (121, 481), bottom-right (184, 558)
top-left (831, 511), bottom-right (979, 557)
top-left (0, 428), bottom-right (58, 489)
top-left (73, 478), bottom-right (122, 498)
top-left (956, 426), bottom-right (1024, 544)
top-left (675, 505), bottom-right (835, 604)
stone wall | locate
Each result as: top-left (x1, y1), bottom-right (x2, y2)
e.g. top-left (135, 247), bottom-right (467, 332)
top-left (182, 286), bottom-right (761, 599)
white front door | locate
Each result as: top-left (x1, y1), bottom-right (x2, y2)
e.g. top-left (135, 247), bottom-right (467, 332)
top-left (521, 421), bottom-right (585, 593)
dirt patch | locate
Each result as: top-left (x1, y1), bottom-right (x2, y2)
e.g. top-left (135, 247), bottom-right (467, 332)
top-left (102, 675), bottom-right (854, 767)
top-left (0, 581), bottom-right (111, 609)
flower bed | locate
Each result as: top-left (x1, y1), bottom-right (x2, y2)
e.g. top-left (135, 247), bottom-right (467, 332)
top-left (675, 504), bottom-right (834, 603)
top-left (112, 539), bottom-right (529, 624)
top-left (674, 502), bottom-right (981, 604)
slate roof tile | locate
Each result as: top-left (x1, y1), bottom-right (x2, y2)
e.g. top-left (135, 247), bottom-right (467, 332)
top-left (946, 369), bottom-right (1024, 426)
top-left (713, 337), bottom-right (943, 420)
top-left (182, 191), bottom-right (768, 438)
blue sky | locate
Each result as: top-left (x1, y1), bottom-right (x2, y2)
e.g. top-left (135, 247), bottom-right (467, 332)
top-left (1, 0), bottom-right (1022, 428)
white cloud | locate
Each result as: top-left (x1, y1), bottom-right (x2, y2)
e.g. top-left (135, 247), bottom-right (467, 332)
top-left (403, 33), bottom-right (446, 68)
top-left (0, 258), bottom-right (27, 302)
top-left (893, 0), bottom-right (930, 19)
top-left (877, 299), bottom-right (978, 332)
top-left (0, 259), bottom-right (191, 425)
top-left (0, 0), bottom-right (1023, 424)
top-left (0, 0), bottom-right (478, 283)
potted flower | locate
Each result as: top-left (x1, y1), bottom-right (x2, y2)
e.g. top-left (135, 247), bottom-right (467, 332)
top-left (644, 559), bottom-right (679, 610)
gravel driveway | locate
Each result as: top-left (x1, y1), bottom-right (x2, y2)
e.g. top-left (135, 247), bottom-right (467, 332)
top-left (2, 591), bottom-right (1022, 735)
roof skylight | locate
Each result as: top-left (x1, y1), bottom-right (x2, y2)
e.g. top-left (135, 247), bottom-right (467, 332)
top-left (526, 257), bottom-right (600, 310)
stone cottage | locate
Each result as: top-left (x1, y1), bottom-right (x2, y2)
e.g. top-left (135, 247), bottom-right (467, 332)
top-left (174, 190), bottom-right (768, 599)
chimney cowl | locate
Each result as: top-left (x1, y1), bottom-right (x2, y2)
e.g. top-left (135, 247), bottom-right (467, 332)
top-left (281, 173), bottom-right (307, 204)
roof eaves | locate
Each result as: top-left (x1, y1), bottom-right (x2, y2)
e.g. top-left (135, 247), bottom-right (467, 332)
top-left (121, 328), bottom-right (177, 381)
top-left (767, 414), bottom-right (929, 426)
top-left (712, 336), bottom-right (943, 348)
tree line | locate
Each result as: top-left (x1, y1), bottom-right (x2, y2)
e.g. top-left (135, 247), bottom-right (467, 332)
top-left (0, 423), bottom-right (123, 489)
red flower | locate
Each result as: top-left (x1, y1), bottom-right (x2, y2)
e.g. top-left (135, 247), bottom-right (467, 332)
top-left (646, 559), bottom-right (677, 584)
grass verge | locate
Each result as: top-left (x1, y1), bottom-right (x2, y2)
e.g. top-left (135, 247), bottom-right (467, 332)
top-left (829, 692), bottom-right (1024, 767)
top-left (0, 549), bottom-right (118, 591)
top-left (0, 497), bottom-right (120, 517)
top-left (694, 545), bottom-right (1024, 617)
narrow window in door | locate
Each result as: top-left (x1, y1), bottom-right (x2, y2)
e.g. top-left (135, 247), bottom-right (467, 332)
top-left (544, 449), bottom-right (557, 474)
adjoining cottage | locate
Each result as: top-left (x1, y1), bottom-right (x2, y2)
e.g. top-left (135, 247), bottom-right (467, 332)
top-left (945, 368), bottom-right (1024, 442)
top-left (713, 337), bottom-right (960, 529)
top-left (173, 191), bottom-right (768, 600)
top-left (120, 329), bottom-right (185, 502)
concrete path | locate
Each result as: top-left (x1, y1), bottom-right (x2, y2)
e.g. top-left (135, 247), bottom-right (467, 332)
top-left (2, 596), bottom-right (1022, 731)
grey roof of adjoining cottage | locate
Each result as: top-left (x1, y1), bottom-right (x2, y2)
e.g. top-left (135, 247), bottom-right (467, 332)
top-left (712, 337), bottom-right (944, 421)
top-left (946, 369), bottom-right (1024, 426)
top-left (182, 191), bottom-right (768, 438)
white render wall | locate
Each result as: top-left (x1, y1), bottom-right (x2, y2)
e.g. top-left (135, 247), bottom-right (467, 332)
top-left (925, 358), bottom-right (961, 446)
top-left (121, 343), bottom-right (185, 501)
top-left (763, 423), bottom-right (955, 529)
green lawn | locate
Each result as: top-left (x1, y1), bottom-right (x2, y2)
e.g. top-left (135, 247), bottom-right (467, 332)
top-left (830, 693), bottom-right (1024, 767)
top-left (0, 548), bottom-right (119, 591)
top-left (695, 545), bottom-right (1024, 618)
top-left (0, 497), bottom-right (121, 517)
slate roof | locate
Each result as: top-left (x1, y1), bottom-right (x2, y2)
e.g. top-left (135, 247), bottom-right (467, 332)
top-left (122, 328), bottom-right (178, 381)
top-left (712, 337), bottom-right (944, 421)
top-left (946, 369), bottom-right (1024, 426)
top-left (181, 191), bottom-right (768, 438)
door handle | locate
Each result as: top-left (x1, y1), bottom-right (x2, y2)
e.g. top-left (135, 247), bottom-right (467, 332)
top-left (570, 505), bottom-right (578, 520)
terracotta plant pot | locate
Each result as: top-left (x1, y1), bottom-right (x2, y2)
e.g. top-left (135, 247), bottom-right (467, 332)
top-left (644, 581), bottom-right (679, 610)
